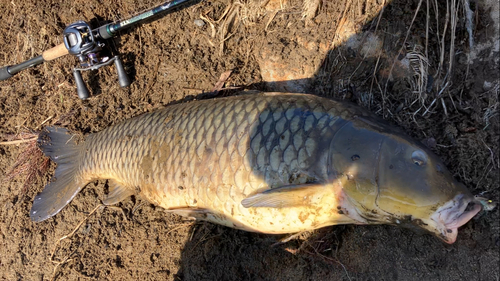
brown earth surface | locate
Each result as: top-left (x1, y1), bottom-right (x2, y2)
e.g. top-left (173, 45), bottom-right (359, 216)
top-left (0, 0), bottom-right (499, 280)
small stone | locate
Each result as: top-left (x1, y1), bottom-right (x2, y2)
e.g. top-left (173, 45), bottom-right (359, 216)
top-left (421, 137), bottom-right (436, 148)
top-left (483, 81), bottom-right (493, 91)
top-left (194, 19), bottom-right (205, 27)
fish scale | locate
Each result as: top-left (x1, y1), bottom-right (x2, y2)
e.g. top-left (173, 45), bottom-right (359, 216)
top-left (71, 93), bottom-right (340, 231)
top-left (31, 92), bottom-right (488, 244)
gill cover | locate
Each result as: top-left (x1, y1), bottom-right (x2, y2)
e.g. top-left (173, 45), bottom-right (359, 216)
top-left (329, 120), bottom-right (386, 221)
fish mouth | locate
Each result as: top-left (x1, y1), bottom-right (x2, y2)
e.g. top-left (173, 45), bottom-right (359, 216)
top-left (429, 194), bottom-right (482, 244)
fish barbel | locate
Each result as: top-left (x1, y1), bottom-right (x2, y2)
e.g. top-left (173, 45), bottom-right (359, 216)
top-left (32, 92), bottom-right (490, 243)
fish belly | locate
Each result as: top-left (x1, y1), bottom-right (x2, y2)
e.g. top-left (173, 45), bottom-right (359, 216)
top-left (79, 93), bottom-right (356, 233)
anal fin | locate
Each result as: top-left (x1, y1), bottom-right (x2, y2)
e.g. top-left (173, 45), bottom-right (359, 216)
top-left (103, 179), bottom-right (135, 205)
top-left (166, 207), bottom-right (212, 221)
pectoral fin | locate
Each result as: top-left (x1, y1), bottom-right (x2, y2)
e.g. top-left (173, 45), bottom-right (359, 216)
top-left (103, 180), bottom-right (135, 205)
top-left (241, 183), bottom-right (326, 208)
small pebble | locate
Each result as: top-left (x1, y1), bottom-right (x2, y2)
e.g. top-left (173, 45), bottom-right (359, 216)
top-left (81, 223), bottom-right (92, 235)
top-left (194, 19), bottom-right (205, 27)
top-left (421, 137), bottom-right (436, 148)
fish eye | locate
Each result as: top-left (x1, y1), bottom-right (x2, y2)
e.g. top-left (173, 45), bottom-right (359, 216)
top-left (411, 150), bottom-right (427, 166)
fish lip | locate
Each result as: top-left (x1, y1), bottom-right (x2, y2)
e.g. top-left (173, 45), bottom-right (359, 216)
top-left (429, 194), bottom-right (482, 244)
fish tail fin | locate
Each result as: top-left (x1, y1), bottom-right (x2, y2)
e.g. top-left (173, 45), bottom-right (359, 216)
top-left (31, 127), bottom-right (85, 222)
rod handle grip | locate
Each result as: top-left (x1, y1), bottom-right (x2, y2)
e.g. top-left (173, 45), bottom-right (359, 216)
top-left (0, 66), bottom-right (13, 81)
top-left (42, 43), bottom-right (69, 61)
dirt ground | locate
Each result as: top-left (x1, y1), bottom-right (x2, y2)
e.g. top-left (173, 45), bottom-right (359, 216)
top-left (0, 0), bottom-right (499, 280)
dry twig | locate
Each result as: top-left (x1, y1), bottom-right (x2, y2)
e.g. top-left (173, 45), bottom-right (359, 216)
top-left (50, 204), bottom-right (104, 281)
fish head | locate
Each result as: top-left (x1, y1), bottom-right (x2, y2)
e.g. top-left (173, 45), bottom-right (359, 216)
top-left (375, 135), bottom-right (483, 244)
top-left (331, 119), bottom-right (485, 244)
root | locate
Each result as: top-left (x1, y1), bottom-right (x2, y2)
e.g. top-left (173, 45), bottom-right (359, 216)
top-left (1, 132), bottom-right (50, 202)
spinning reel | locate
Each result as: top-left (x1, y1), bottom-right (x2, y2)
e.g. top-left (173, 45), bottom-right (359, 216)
top-left (63, 21), bottom-right (130, 99)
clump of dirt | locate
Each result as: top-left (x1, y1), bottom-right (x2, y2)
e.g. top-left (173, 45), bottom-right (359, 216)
top-left (0, 0), bottom-right (498, 280)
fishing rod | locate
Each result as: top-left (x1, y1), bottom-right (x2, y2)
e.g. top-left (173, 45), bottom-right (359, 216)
top-left (0, 0), bottom-right (198, 99)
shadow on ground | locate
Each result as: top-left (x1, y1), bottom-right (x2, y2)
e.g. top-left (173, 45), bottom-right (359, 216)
top-left (172, 1), bottom-right (499, 280)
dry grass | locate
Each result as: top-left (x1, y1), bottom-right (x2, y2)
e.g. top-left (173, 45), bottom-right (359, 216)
top-left (198, 1), bottom-right (243, 56)
top-left (406, 44), bottom-right (429, 103)
top-left (198, 0), bottom-right (324, 56)
top-left (237, 0), bottom-right (269, 24)
top-left (50, 204), bottom-right (104, 281)
top-left (482, 83), bottom-right (499, 130)
top-left (1, 132), bottom-right (50, 202)
top-left (278, 228), bottom-right (352, 281)
top-left (309, 0), bottom-right (485, 123)
top-left (377, 0), bottom-right (475, 118)
top-left (302, 0), bottom-right (321, 20)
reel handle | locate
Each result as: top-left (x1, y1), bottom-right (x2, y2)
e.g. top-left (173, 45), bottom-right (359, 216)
top-left (114, 56), bottom-right (131, 88)
top-left (73, 70), bottom-right (90, 100)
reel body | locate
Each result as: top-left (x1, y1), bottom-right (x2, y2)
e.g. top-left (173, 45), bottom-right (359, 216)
top-left (63, 21), bottom-right (130, 99)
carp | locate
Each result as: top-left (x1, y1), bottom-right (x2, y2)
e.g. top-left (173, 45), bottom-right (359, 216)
top-left (31, 92), bottom-right (491, 244)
